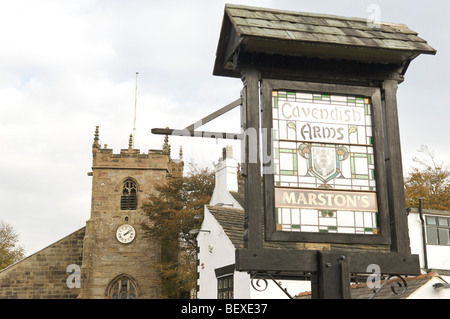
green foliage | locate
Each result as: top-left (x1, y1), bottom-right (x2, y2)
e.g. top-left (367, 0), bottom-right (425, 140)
top-left (404, 146), bottom-right (450, 210)
top-left (142, 163), bottom-right (214, 298)
top-left (0, 220), bottom-right (26, 270)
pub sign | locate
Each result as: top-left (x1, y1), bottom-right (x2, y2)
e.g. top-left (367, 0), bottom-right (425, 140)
top-left (262, 80), bottom-right (390, 244)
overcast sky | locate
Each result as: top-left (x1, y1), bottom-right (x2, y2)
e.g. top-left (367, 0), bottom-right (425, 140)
top-left (0, 0), bottom-right (448, 256)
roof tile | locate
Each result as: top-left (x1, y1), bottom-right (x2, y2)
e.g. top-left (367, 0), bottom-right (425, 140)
top-left (207, 205), bottom-right (299, 250)
top-left (224, 4), bottom-right (435, 53)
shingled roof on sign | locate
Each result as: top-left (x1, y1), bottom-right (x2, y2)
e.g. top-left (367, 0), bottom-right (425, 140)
top-left (214, 4), bottom-right (436, 78)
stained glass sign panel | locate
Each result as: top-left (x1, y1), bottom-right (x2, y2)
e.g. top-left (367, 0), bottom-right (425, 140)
top-left (272, 90), bottom-right (379, 235)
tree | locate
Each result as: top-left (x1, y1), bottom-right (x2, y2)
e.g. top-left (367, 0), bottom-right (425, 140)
top-left (0, 220), bottom-right (26, 269)
top-left (404, 145), bottom-right (450, 210)
top-left (142, 163), bottom-right (215, 298)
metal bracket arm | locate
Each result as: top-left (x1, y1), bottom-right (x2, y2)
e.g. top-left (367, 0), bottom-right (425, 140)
top-left (151, 98), bottom-right (242, 140)
top-left (250, 273), bottom-right (294, 299)
top-left (184, 98), bottom-right (241, 131)
top-left (369, 275), bottom-right (408, 299)
top-left (151, 128), bottom-right (243, 140)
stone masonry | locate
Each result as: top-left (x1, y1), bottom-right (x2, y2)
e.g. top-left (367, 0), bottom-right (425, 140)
top-left (79, 128), bottom-right (183, 298)
top-left (0, 227), bottom-right (85, 299)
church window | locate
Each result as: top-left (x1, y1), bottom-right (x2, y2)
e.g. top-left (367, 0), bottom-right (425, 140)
top-left (121, 179), bottom-right (137, 210)
top-left (110, 277), bottom-right (137, 299)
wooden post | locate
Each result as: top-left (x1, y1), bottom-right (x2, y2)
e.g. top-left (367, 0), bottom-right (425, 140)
top-left (383, 79), bottom-right (411, 254)
top-left (241, 68), bottom-right (263, 249)
top-left (314, 252), bottom-right (351, 299)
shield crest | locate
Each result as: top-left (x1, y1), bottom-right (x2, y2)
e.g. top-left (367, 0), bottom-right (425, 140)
top-left (298, 143), bottom-right (349, 187)
top-left (311, 146), bottom-right (337, 184)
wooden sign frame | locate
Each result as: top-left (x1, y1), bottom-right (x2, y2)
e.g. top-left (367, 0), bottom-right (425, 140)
top-left (261, 79), bottom-right (391, 245)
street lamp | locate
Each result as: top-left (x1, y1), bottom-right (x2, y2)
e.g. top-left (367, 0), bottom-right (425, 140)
top-left (189, 229), bottom-right (210, 236)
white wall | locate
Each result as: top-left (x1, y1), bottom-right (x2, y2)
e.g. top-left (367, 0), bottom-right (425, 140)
top-left (408, 211), bottom-right (427, 269)
top-left (408, 210), bottom-right (450, 271)
top-left (427, 246), bottom-right (450, 270)
top-left (409, 277), bottom-right (450, 299)
top-left (196, 207), bottom-right (239, 299)
top-left (196, 207), bottom-right (310, 299)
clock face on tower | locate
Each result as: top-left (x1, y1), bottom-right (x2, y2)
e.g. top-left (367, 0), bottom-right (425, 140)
top-left (116, 224), bottom-right (136, 244)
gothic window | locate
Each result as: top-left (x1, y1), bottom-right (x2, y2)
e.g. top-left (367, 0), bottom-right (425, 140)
top-left (121, 179), bottom-right (137, 210)
top-left (109, 276), bottom-right (137, 299)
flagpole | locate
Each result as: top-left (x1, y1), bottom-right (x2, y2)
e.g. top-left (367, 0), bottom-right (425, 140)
top-left (132, 71), bottom-right (138, 148)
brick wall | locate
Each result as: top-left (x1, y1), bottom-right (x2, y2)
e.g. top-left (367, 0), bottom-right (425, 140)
top-left (0, 227), bottom-right (85, 299)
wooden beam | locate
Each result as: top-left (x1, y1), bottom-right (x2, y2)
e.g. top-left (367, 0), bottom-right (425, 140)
top-left (236, 248), bottom-right (317, 273)
top-left (382, 79), bottom-right (411, 254)
top-left (241, 68), bottom-right (263, 250)
top-left (236, 52), bottom-right (406, 85)
top-left (344, 250), bottom-right (420, 275)
top-left (184, 98), bottom-right (241, 131)
top-left (151, 128), bottom-right (242, 140)
top-left (235, 249), bottom-right (420, 276)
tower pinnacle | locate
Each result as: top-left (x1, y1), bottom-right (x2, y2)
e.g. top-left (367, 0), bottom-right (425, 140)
top-left (128, 134), bottom-right (133, 149)
top-left (162, 127), bottom-right (171, 156)
top-left (93, 126), bottom-right (100, 149)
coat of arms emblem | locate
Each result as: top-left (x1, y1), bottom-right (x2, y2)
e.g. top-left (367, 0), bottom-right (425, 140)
top-left (298, 143), bottom-right (349, 188)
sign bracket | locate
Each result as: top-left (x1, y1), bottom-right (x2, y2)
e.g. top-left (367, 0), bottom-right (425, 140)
top-left (151, 98), bottom-right (242, 140)
top-left (184, 98), bottom-right (241, 131)
top-left (236, 248), bottom-right (418, 298)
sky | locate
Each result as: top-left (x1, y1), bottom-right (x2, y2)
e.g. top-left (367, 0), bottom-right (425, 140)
top-left (0, 0), bottom-right (448, 257)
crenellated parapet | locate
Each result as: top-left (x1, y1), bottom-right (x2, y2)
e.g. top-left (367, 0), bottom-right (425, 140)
top-left (90, 126), bottom-right (183, 176)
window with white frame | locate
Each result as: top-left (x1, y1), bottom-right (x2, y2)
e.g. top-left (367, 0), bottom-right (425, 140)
top-left (426, 216), bottom-right (450, 245)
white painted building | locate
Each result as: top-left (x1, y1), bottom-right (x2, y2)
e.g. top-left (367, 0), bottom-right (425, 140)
top-left (195, 146), bottom-right (450, 299)
top-left (408, 207), bottom-right (450, 278)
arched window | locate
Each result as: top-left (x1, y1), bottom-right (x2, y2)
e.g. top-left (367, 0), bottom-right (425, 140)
top-left (121, 179), bottom-right (137, 210)
top-left (107, 275), bottom-right (138, 299)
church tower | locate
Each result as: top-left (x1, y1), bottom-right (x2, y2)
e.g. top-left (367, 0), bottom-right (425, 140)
top-left (78, 127), bottom-right (183, 299)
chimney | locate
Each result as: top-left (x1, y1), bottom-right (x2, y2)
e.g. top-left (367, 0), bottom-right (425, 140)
top-left (210, 146), bottom-right (238, 206)
top-left (216, 146), bottom-right (238, 192)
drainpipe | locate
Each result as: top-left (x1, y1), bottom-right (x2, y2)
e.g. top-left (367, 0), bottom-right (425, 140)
top-left (418, 198), bottom-right (429, 272)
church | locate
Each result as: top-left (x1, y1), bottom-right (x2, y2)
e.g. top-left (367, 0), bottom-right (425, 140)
top-left (0, 126), bottom-right (183, 299)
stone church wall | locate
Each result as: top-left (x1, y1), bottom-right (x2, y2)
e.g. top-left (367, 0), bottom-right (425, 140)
top-left (0, 227), bottom-right (85, 299)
